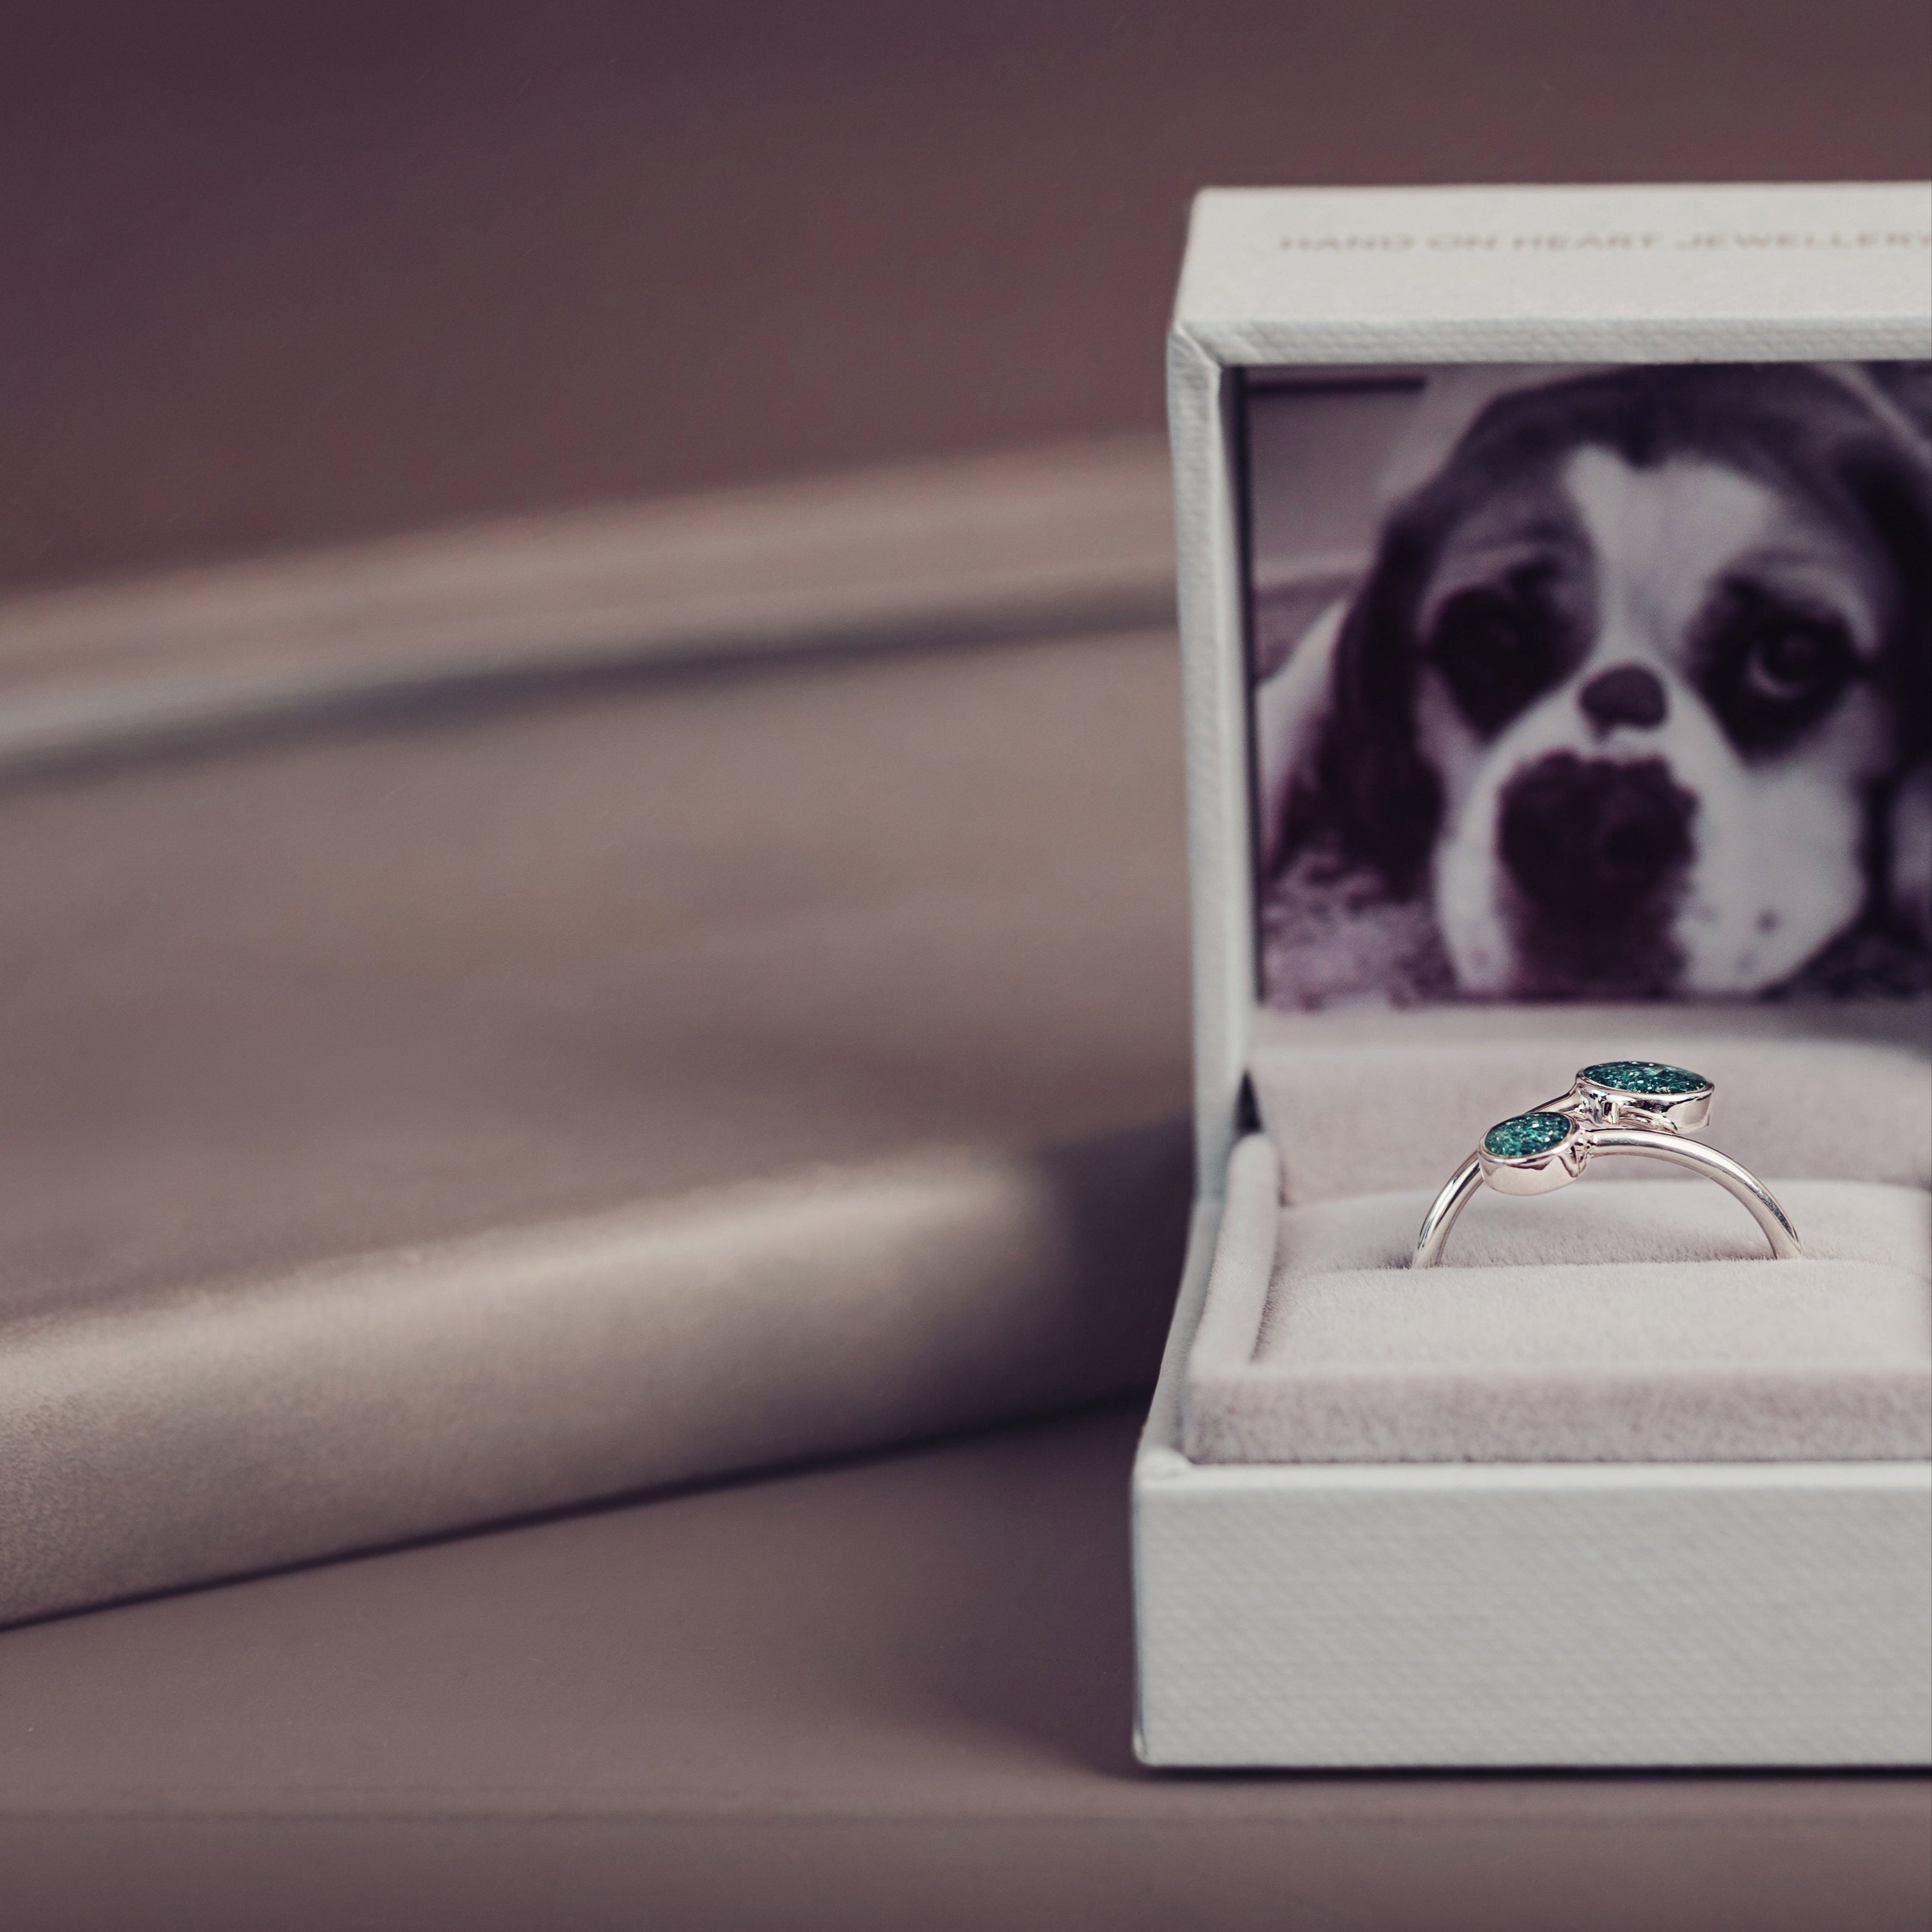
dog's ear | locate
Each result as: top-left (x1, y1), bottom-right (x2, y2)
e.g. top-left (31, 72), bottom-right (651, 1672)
top-left (1841, 440), bottom-right (1932, 769)
top-left (1834, 405), bottom-right (1932, 942)
top-left (1310, 503), bottom-right (1445, 898)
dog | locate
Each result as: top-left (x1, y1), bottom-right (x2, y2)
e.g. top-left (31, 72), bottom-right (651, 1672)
top-left (1257, 364), bottom-right (1932, 1001)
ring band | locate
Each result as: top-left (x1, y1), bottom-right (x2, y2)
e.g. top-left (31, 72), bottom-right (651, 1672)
top-left (1412, 1060), bottom-right (1802, 1268)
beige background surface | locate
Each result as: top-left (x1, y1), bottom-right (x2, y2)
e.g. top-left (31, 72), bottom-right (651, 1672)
top-left (0, 625), bottom-right (1189, 1315)
top-left (2, 2), bottom-right (1928, 592)
top-left (7, 1405), bottom-right (1928, 1932)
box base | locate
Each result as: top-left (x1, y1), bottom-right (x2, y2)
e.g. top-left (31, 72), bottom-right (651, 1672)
top-left (1134, 1204), bottom-right (1932, 1768)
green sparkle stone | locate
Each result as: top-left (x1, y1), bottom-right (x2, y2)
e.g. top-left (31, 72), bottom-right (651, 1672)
top-left (1484, 1111), bottom-right (1575, 1159)
top-left (1581, 1060), bottom-right (1709, 1095)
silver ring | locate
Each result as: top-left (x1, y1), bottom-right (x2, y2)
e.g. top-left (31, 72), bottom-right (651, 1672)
top-left (1413, 1060), bottom-right (1802, 1268)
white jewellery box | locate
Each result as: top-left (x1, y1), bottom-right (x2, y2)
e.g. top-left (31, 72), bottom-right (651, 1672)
top-left (1134, 181), bottom-right (1932, 1768)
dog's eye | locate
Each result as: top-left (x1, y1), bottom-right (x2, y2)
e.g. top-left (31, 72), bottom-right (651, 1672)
top-left (1695, 597), bottom-right (1859, 756)
top-left (1744, 625), bottom-right (1846, 704)
top-left (1427, 589), bottom-right (1561, 735)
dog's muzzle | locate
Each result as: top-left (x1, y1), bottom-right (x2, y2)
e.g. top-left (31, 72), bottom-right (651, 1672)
top-left (1498, 753), bottom-right (1695, 919)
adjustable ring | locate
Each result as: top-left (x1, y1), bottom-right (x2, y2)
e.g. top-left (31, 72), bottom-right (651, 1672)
top-left (1412, 1060), bottom-right (1802, 1268)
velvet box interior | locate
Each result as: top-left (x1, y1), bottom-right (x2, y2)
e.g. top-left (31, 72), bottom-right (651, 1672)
top-left (1181, 1003), bottom-right (1932, 1466)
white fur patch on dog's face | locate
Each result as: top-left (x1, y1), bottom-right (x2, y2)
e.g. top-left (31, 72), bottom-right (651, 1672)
top-left (1420, 445), bottom-right (1894, 996)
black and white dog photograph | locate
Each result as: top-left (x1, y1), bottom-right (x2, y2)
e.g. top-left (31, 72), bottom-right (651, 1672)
top-left (1249, 362), bottom-right (1932, 1008)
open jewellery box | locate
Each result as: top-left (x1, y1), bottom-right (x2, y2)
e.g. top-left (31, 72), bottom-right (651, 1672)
top-left (1133, 182), bottom-right (1932, 1768)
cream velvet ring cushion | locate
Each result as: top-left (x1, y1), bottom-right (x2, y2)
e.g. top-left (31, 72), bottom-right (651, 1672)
top-left (1245, 1005), bottom-right (1932, 1206)
top-left (1183, 1012), bottom-right (1932, 1466)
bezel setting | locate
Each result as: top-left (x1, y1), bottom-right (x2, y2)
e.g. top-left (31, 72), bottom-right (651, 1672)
top-left (1570, 1060), bottom-right (1714, 1135)
top-left (1477, 1109), bottom-right (1588, 1196)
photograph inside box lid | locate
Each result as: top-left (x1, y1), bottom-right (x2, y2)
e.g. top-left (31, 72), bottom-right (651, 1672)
top-left (1183, 357), bottom-right (1932, 1466)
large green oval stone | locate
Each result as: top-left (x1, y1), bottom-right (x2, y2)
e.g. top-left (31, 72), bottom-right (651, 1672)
top-left (1581, 1060), bottom-right (1709, 1095)
top-left (1484, 1111), bottom-right (1575, 1159)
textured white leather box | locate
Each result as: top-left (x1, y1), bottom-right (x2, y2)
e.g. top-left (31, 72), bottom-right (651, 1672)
top-left (1135, 181), bottom-right (1932, 1768)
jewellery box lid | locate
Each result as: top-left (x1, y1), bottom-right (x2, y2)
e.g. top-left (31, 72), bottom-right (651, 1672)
top-left (1167, 182), bottom-right (1932, 1192)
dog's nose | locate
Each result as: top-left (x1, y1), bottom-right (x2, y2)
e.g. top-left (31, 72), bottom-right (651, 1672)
top-left (1499, 753), bottom-right (1694, 918)
top-left (1579, 664), bottom-right (1667, 730)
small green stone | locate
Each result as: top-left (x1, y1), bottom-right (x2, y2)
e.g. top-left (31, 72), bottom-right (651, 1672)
top-left (1581, 1060), bottom-right (1709, 1096)
top-left (1484, 1111), bottom-right (1575, 1160)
